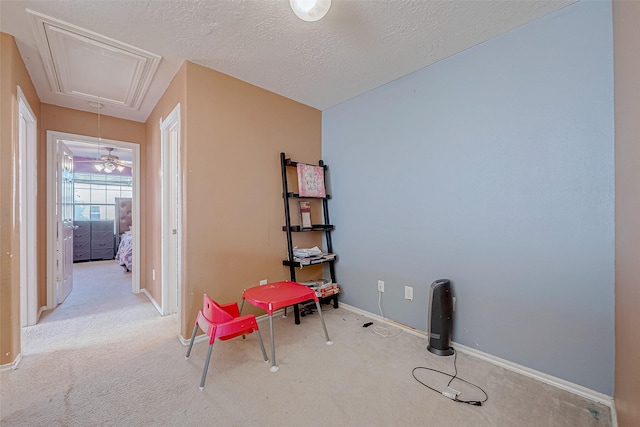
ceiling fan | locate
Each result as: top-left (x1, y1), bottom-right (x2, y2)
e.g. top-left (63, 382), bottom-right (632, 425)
top-left (76, 146), bottom-right (132, 173)
top-left (75, 102), bottom-right (132, 173)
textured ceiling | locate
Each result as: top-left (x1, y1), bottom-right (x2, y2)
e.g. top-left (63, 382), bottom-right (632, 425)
top-left (0, 0), bottom-right (575, 122)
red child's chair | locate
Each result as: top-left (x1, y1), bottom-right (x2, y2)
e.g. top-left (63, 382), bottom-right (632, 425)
top-left (185, 294), bottom-right (268, 389)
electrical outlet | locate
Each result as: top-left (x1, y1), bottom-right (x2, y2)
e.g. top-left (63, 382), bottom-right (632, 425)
top-left (377, 280), bottom-right (384, 292)
top-left (404, 286), bottom-right (413, 301)
top-left (259, 279), bottom-right (268, 286)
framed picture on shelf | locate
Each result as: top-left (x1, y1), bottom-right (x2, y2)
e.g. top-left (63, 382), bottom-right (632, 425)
top-left (299, 201), bottom-right (312, 229)
top-left (297, 163), bottom-right (326, 198)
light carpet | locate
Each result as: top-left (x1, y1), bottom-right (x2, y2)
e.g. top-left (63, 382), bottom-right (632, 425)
top-left (1, 260), bottom-right (611, 426)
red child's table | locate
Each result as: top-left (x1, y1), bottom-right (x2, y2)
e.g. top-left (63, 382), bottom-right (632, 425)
top-left (241, 281), bottom-right (333, 372)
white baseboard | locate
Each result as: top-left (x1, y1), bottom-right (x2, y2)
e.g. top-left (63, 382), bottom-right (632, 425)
top-left (610, 401), bottom-right (618, 427)
top-left (338, 302), bottom-right (615, 410)
top-left (37, 306), bottom-right (46, 323)
top-left (0, 353), bottom-right (22, 372)
top-left (141, 289), bottom-right (162, 314)
top-left (179, 331), bottom-right (206, 346)
top-left (451, 342), bottom-right (614, 407)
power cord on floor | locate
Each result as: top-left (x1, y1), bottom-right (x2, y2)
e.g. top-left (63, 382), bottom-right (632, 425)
top-left (412, 348), bottom-right (488, 406)
top-left (370, 289), bottom-right (402, 338)
top-left (371, 324), bottom-right (403, 338)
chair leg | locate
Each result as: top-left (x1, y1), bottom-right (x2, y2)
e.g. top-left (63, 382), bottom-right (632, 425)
top-left (314, 301), bottom-right (333, 345)
top-left (200, 343), bottom-right (214, 390)
top-left (255, 329), bottom-right (269, 362)
top-left (240, 300), bottom-right (246, 340)
top-left (185, 324), bottom-right (199, 359)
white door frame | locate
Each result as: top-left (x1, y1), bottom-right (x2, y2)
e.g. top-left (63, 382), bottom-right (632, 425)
top-left (18, 86), bottom-right (38, 326)
top-left (46, 131), bottom-right (141, 308)
top-left (160, 103), bottom-right (181, 318)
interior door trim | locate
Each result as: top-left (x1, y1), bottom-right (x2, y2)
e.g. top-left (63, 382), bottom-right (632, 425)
top-left (18, 86), bottom-right (38, 326)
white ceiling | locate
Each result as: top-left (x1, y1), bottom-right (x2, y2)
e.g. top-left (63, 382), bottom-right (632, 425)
top-left (1, 0), bottom-right (575, 123)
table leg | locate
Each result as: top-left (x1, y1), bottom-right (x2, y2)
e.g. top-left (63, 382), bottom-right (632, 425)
top-left (315, 300), bottom-right (333, 345)
top-left (294, 303), bottom-right (301, 324)
top-left (269, 314), bottom-right (279, 372)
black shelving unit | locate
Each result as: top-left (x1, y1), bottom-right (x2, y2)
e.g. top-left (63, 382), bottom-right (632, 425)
top-left (280, 152), bottom-right (339, 324)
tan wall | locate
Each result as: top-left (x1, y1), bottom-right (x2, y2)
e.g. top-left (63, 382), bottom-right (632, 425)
top-left (178, 62), bottom-right (322, 337)
top-left (613, 1), bottom-right (640, 425)
top-left (144, 62), bottom-right (187, 303)
top-left (0, 33), bottom-right (41, 365)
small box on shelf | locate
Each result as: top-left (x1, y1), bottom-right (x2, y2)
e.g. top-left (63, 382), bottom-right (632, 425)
top-left (316, 284), bottom-right (340, 299)
top-left (299, 201), bottom-right (312, 229)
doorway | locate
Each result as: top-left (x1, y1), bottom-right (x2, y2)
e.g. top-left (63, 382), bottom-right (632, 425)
top-left (46, 131), bottom-right (141, 310)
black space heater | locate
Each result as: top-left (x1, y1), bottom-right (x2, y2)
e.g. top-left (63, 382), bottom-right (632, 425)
top-left (427, 279), bottom-right (454, 356)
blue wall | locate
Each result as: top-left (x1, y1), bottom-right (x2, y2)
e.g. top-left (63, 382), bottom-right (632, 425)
top-left (322, 2), bottom-right (614, 395)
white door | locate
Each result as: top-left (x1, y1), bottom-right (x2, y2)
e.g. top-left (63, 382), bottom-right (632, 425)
top-left (56, 141), bottom-right (75, 304)
top-left (161, 104), bottom-right (181, 316)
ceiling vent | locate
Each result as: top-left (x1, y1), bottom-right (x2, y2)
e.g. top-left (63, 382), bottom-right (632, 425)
top-left (27, 9), bottom-right (161, 111)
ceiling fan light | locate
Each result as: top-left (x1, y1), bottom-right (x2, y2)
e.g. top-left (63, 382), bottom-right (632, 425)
top-left (116, 164), bottom-right (125, 172)
top-left (290, 0), bottom-right (331, 22)
top-left (104, 162), bottom-right (116, 173)
top-left (94, 163), bottom-right (105, 172)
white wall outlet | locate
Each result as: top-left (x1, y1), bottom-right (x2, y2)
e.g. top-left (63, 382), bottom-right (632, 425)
top-left (260, 279), bottom-right (268, 286)
top-left (404, 286), bottom-right (413, 301)
top-left (152, 269), bottom-right (156, 281)
top-left (378, 280), bottom-right (385, 292)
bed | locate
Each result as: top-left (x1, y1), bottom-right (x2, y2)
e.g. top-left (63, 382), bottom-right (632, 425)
top-left (116, 231), bottom-right (133, 272)
top-left (115, 197), bottom-right (133, 272)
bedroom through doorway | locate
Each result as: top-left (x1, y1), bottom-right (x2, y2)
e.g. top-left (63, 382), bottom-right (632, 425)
top-left (44, 131), bottom-right (141, 319)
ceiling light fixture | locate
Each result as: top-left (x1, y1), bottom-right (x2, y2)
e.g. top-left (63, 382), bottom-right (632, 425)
top-left (90, 147), bottom-right (129, 174)
top-left (84, 101), bottom-right (131, 174)
top-left (290, 0), bottom-right (331, 22)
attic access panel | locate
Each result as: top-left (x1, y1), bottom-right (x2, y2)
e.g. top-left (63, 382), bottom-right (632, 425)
top-left (28, 9), bottom-right (161, 110)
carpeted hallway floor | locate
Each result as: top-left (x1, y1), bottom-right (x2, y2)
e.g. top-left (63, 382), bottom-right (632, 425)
top-left (1, 260), bottom-right (611, 426)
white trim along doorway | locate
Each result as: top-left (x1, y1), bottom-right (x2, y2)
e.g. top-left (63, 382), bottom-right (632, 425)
top-left (46, 131), bottom-right (141, 309)
top-left (18, 86), bottom-right (38, 326)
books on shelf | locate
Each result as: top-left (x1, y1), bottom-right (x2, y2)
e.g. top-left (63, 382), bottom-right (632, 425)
top-left (293, 246), bottom-right (322, 258)
top-left (290, 246), bottom-right (336, 266)
top-left (300, 278), bottom-right (332, 287)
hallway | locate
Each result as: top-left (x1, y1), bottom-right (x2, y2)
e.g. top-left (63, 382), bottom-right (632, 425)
top-left (20, 260), bottom-right (160, 361)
